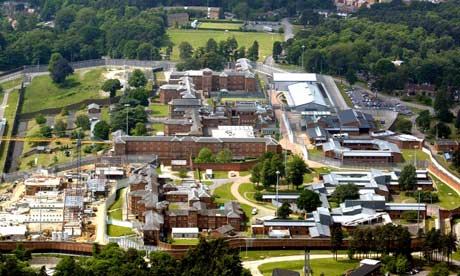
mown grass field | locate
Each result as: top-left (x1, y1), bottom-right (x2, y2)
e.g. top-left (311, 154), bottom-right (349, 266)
top-left (150, 103), bottom-right (169, 117)
top-left (0, 89), bottom-right (19, 171)
top-left (1, 78), bottom-right (22, 90)
top-left (107, 225), bottom-right (135, 237)
top-left (167, 29), bottom-right (283, 61)
top-left (258, 258), bottom-right (359, 276)
top-left (198, 22), bottom-right (243, 30)
top-left (23, 68), bottom-right (106, 113)
top-left (431, 174), bottom-right (460, 210)
top-left (108, 188), bottom-right (126, 220)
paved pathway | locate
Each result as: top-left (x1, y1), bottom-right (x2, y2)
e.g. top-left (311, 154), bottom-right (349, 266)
top-left (243, 254), bottom-right (347, 276)
top-left (281, 18), bottom-right (294, 41)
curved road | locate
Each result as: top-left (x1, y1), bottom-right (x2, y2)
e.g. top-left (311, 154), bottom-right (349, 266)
top-left (243, 254), bottom-right (347, 276)
top-left (230, 175), bottom-right (275, 219)
top-left (281, 18), bottom-right (294, 41)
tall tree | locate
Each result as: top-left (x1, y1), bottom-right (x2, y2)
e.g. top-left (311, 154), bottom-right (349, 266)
top-left (330, 224), bottom-right (343, 261)
top-left (102, 79), bottom-right (122, 98)
top-left (216, 148), bottom-right (233, 163)
top-left (128, 69), bottom-right (147, 88)
top-left (272, 41), bottom-right (283, 62)
top-left (416, 110), bottom-right (431, 132)
top-left (76, 114), bottom-right (90, 130)
top-left (277, 202), bottom-right (292, 219)
top-left (194, 148), bottom-right (215, 163)
top-left (247, 41), bottom-right (259, 61)
top-left (131, 122), bottom-right (147, 136)
top-left (93, 120), bottom-right (110, 140)
top-left (286, 154), bottom-right (308, 189)
top-left (48, 54), bottom-right (73, 84)
top-left (179, 42), bottom-right (194, 60)
top-left (296, 190), bottom-right (322, 213)
top-left (331, 183), bottom-right (359, 203)
top-left (399, 164), bottom-right (417, 191)
top-left (53, 119), bottom-right (67, 137)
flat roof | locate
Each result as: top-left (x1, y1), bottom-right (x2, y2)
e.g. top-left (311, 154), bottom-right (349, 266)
top-left (273, 73), bottom-right (317, 82)
top-left (285, 82), bottom-right (326, 108)
top-left (172, 227), bottom-right (199, 234)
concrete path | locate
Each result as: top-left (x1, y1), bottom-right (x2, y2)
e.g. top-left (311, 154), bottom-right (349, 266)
top-left (243, 254), bottom-right (347, 276)
top-left (281, 18), bottom-right (294, 41)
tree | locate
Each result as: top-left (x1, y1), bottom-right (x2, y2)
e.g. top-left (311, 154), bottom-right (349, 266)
top-left (273, 41), bottom-right (283, 62)
top-left (179, 238), bottom-right (245, 276)
top-left (128, 69), bottom-right (147, 88)
top-left (277, 202), bottom-right (292, 219)
top-left (194, 148), bottom-right (215, 163)
top-left (53, 119), bottom-right (67, 137)
top-left (455, 109), bottom-right (460, 132)
top-left (286, 154), bottom-right (309, 189)
top-left (76, 114), bottom-right (90, 130)
top-left (250, 162), bottom-right (262, 185)
top-left (136, 42), bottom-right (158, 60)
top-left (428, 262), bottom-right (449, 276)
top-left (110, 105), bottom-right (147, 133)
top-left (127, 87), bottom-right (149, 106)
top-left (39, 125), bottom-right (52, 138)
top-left (393, 117), bottom-right (412, 134)
top-left (372, 58), bottom-right (395, 76)
top-left (12, 244), bottom-right (31, 261)
top-left (247, 41), bottom-right (259, 61)
top-left (200, 52), bottom-right (225, 71)
top-left (54, 256), bottom-right (83, 276)
top-left (433, 122), bottom-right (451, 139)
top-left (296, 190), bottom-right (322, 213)
top-left (93, 120), bottom-right (110, 140)
top-left (35, 114), bottom-right (47, 125)
top-left (179, 42), bottom-right (194, 60)
top-left (206, 38), bottom-right (218, 53)
top-left (345, 69), bottom-right (357, 85)
top-left (216, 148), bottom-right (233, 163)
top-left (434, 90), bottom-right (453, 123)
top-left (416, 110), bottom-right (431, 132)
top-left (330, 224), bottom-right (343, 260)
top-left (150, 251), bottom-right (178, 276)
top-left (131, 122), bottom-right (147, 136)
top-left (102, 79), bottom-right (122, 98)
top-left (48, 53), bottom-right (73, 84)
top-left (331, 183), bottom-right (359, 202)
top-left (399, 164), bottom-right (416, 191)
top-left (452, 150), bottom-right (460, 170)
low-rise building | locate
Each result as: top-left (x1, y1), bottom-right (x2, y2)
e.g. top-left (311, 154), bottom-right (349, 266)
top-left (435, 139), bottom-right (460, 152)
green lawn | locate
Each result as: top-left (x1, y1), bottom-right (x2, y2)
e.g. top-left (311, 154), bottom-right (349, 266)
top-left (23, 68), bottom-right (106, 113)
top-left (198, 22), bottom-right (243, 30)
top-left (240, 250), bottom-right (348, 261)
top-left (0, 89), bottom-right (19, 171)
top-left (150, 103), bottom-right (169, 117)
top-left (239, 171), bottom-right (251, 177)
top-left (238, 182), bottom-right (276, 210)
top-left (258, 258), bottom-right (359, 276)
top-left (100, 107), bottom-right (110, 122)
top-left (335, 81), bottom-right (353, 108)
top-left (401, 149), bottom-right (430, 163)
top-left (194, 170), bottom-right (229, 179)
top-left (1, 78), bottom-right (22, 90)
top-left (152, 123), bottom-right (165, 134)
top-left (303, 173), bottom-right (314, 183)
top-left (212, 182), bottom-right (235, 204)
top-left (107, 225), bottom-right (135, 237)
top-left (431, 174), bottom-right (460, 210)
top-left (167, 29), bottom-right (283, 61)
top-left (108, 188), bottom-right (126, 220)
top-left (172, 239), bottom-right (199, 245)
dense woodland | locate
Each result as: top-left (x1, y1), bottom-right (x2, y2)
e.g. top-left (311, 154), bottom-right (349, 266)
top-left (283, 0), bottom-right (460, 94)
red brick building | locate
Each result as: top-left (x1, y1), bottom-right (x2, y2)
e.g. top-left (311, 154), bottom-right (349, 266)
top-left (113, 131), bottom-right (281, 165)
top-left (434, 139), bottom-right (460, 152)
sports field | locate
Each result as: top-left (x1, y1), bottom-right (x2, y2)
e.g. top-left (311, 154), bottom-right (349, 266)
top-left (198, 22), bottom-right (243, 30)
top-left (167, 29), bottom-right (283, 61)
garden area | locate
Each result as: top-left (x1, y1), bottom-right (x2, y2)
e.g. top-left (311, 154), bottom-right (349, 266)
top-left (258, 258), bottom-right (359, 276)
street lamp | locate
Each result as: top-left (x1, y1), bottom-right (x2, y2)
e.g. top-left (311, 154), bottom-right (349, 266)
top-left (417, 187), bottom-right (422, 231)
top-left (275, 170), bottom-right (280, 217)
top-left (124, 104), bottom-right (130, 135)
top-left (301, 45), bottom-right (306, 71)
top-left (413, 145), bottom-right (418, 168)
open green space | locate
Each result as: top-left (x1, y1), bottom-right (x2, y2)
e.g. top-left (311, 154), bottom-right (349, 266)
top-left (431, 174), bottom-right (460, 210)
top-left (150, 103), bottom-right (169, 117)
top-left (198, 22), bottom-right (243, 30)
top-left (401, 149), bottom-right (430, 163)
top-left (212, 182), bottom-right (235, 204)
top-left (239, 171), bottom-right (250, 177)
top-left (107, 225), bottom-right (135, 237)
top-left (335, 81), bottom-right (353, 108)
top-left (172, 239), bottom-right (199, 245)
top-left (194, 170), bottom-right (229, 179)
top-left (0, 89), bottom-right (20, 171)
top-left (167, 29), bottom-right (283, 61)
top-left (152, 123), bottom-right (165, 134)
top-left (100, 107), bottom-right (110, 122)
top-left (108, 188), bottom-right (126, 220)
top-left (22, 68), bottom-right (106, 113)
top-left (1, 78), bottom-right (22, 90)
top-left (238, 182), bottom-right (276, 210)
top-left (240, 250), bottom-right (348, 261)
top-left (258, 258), bottom-right (359, 276)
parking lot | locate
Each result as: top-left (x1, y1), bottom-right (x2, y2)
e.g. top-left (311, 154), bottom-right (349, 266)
top-left (346, 88), bottom-right (413, 115)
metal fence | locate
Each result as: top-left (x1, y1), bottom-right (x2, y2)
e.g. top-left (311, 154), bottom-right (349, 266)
top-left (107, 235), bottom-right (159, 253)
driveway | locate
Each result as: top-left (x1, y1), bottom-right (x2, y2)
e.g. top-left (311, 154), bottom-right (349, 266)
top-left (281, 18), bottom-right (294, 41)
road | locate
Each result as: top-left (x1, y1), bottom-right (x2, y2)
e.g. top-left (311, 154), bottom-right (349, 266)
top-left (242, 254), bottom-right (347, 276)
top-left (281, 18), bottom-right (294, 41)
top-left (230, 175), bottom-right (275, 219)
top-left (318, 75), bottom-right (348, 111)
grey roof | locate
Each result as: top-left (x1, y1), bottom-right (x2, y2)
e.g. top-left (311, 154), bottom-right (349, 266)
top-left (170, 98), bottom-right (201, 106)
top-left (143, 210), bottom-right (164, 231)
top-left (88, 103), bottom-right (100, 110)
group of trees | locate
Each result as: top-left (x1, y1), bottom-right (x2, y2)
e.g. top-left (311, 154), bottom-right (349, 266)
top-left (0, 4), bottom-right (168, 70)
top-left (250, 152), bottom-right (285, 188)
top-left (1, 239), bottom-right (251, 275)
top-left (194, 148), bottom-right (233, 163)
top-left (398, 164), bottom-right (417, 191)
top-left (422, 228), bottom-right (456, 264)
top-left (276, 0), bottom-right (460, 96)
top-left (176, 37), bottom-right (259, 71)
top-left (330, 183), bottom-right (359, 203)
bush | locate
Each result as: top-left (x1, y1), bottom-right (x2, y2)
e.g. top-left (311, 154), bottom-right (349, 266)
top-left (35, 114), bottom-right (47, 125)
top-left (402, 210), bottom-right (418, 222)
top-left (178, 169), bottom-right (188, 178)
top-left (254, 192), bottom-right (263, 201)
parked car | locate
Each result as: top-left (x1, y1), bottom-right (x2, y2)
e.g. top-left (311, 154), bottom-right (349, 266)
top-left (251, 208), bottom-right (258, 215)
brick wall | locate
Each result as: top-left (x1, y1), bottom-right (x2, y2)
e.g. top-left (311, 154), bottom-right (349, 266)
top-left (190, 160), bottom-right (257, 171)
